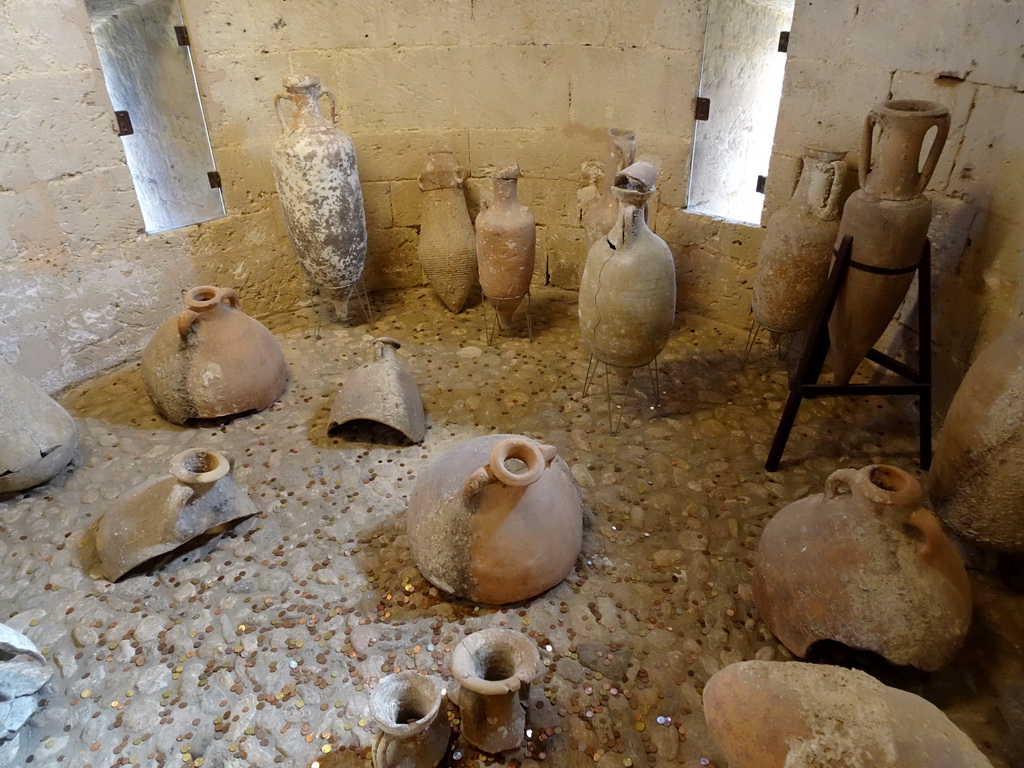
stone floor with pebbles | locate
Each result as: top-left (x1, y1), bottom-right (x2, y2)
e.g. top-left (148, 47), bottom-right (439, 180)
top-left (1, 285), bottom-right (1019, 768)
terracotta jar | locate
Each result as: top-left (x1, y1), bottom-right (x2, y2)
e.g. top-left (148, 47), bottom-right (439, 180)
top-left (449, 628), bottom-right (541, 753)
top-left (830, 100), bottom-right (949, 383)
top-left (752, 147), bottom-right (847, 336)
top-left (406, 434), bottom-right (583, 605)
top-left (418, 150), bottom-right (478, 313)
top-left (141, 286), bottom-right (288, 424)
top-left (272, 74), bottom-right (367, 319)
top-left (329, 337), bottom-right (426, 444)
top-left (95, 448), bottom-right (258, 581)
top-left (930, 313), bottom-right (1024, 552)
top-left (370, 672), bottom-right (450, 768)
top-left (476, 164), bottom-right (536, 328)
top-left (0, 359), bottom-right (78, 493)
top-left (703, 661), bottom-right (994, 768)
top-left (752, 464), bottom-right (971, 671)
top-left (579, 161), bottom-right (676, 369)
top-left (582, 128), bottom-right (637, 256)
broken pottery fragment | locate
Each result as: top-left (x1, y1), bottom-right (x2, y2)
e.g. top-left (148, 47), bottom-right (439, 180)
top-left (370, 671), bottom-right (450, 768)
top-left (328, 337), bottom-right (425, 444)
top-left (0, 623), bottom-right (52, 760)
top-left (141, 286), bottom-right (288, 424)
top-left (95, 448), bottom-right (257, 581)
top-left (0, 359), bottom-right (78, 494)
top-left (449, 628), bottom-right (541, 753)
top-left (406, 434), bottom-right (583, 605)
top-left (703, 660), bottom-right (993, 768)
top-left (417, 150), bottom-right (478, 313)
top-left (753, 464), bottom-right (971, 671)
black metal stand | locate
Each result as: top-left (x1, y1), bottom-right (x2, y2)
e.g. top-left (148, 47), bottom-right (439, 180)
top-left (765, 235), bottom-right (932, 472)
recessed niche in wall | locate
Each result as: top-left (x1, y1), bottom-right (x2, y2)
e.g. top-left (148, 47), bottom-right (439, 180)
top-left (85, 0), bottom-right (225, 234)
top-left (688, 0), bottom-right (794, 226)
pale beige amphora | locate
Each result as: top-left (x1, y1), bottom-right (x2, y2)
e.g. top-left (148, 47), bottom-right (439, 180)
top-left (582, 128), bottom-right (637, 255)
top-left (418, 150), bottom-right (478, 313)
top-left (752, 146), bottom-right (846, 337)
top-left (829, 99), bottom-right (949, 383)
top-left (578, 160), bottom-right (676, 369)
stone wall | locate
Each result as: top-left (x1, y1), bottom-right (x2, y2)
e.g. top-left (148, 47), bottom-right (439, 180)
top-left (764, 0), bottom-right (1024, 410)
top-left (1, 0), bottom-right (1021, 403)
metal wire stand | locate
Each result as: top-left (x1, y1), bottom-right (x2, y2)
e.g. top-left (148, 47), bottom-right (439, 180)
top-left (582, 354), bottom-right (661, 435)
top-left (483, 292), bottom-right (532, 346)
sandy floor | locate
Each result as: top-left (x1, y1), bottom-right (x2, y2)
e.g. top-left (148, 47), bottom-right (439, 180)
top-left (1, 285), bottom-right (1017, 767)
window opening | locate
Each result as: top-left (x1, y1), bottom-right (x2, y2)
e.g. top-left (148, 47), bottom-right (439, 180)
top-left (688, 0), bottom-right (795, 225)
top-left (85, 0), bottom-right (225, 234)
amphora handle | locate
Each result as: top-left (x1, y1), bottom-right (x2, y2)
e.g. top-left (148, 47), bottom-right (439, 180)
top-left (461, 438), bottom-right (557, 498)
top-left (177, 286), bottom-right (239, 336)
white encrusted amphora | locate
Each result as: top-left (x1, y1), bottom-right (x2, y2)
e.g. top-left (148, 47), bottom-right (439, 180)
top-left (449, 628), bottom-right (542, 753)
top-left (370, 671), bottom-right (450, 768)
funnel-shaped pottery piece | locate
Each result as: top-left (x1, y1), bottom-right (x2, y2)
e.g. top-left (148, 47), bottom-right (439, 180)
top-left (370, 671), bottom-right (450, 768)
top-left (449, 628), bottom-right (541, 753)
top-left (328, 338), bottom-right (426, 444)
top-left (0, 359), bottom-right (78, 493)
top-left (95, 448), bottom-right (257, 580)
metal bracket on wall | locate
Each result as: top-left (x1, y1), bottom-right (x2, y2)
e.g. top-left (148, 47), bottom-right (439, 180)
top-left (114, 110), bottom-right (134, 136)
top-left (174, 25), bottom-right (190, 46)
top-left (695, 97), bottom-right (711, 121)
top-left (756, 175), bottom-right (767, 194)
top-left (778, 31), bottom-right (790, 53)
top-left (208, 171), bottom-right (222, 189)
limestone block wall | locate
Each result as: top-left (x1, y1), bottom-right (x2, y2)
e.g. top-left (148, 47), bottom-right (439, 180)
top-left (2, 0), bottom-right (1021, 400)
top-left (0, 0), bottom-right (197, 390)
top-left (763, 0), bottom-right (1024, 410)
top-left (181, 0), bottom-right (713, 298)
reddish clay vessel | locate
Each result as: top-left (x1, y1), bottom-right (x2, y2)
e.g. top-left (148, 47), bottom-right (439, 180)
top-left (753, 464), bottom-right (971, 671)
top-left (141, 286), bottom-right (288, 424)
top-left (703, 661), bottom-right (994, 768)
top-left (830, 100), bottom-right (949, 383)
top-left (406, 434), bottom-right (583, 605)
top-left (476, 164), bottom-right (536, 328)
top-left (929, 312), bottom-right (1024, 552)
top-left (449, 628), bottom-right (541, 753)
